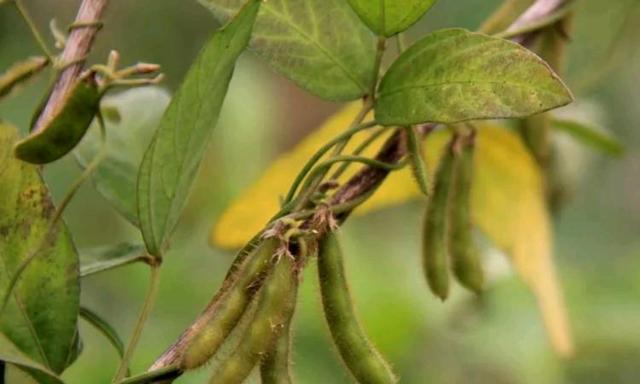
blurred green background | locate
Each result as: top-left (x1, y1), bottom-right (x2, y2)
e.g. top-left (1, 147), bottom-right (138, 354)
top-left (1, 0), bottom-right (639, 383)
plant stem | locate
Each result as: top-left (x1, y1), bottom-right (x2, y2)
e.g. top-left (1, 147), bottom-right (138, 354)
top-left (395, 34), bottom-right (407, 53)
top-left (112, 261), bottom-right (162, 383)
top-left (494, 1), bottom-right (574, 39)
top-left (13, 0), bottom-right (55, 61)
top-left (330, 126), bottom-right (390, 181)
top-left (370, 36), bottom-right (386, 99)
top-left (290, 35), bottom-right (387, 212)
top-left (284, 193), bottom-right (375, 222)
top-left (80, 252), bottom-right (152, 278)
top-left (299, 155), bottom-right (403, 195)
top-left (503, 0), bottom-right (571, 44)
top-left (119, 365), bottom-right (180, 384)
top-left (282, 119), bottom-right (376, 207)
top-left (79, 306), bottom-right (127, 373)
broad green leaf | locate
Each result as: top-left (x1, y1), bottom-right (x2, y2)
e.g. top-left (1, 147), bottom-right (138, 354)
top-left (346, 0), bottom-right (437, 37)
top-left (198, 0), bottom-right (375, 101)
top-left (14, 75), bottom-right (101, 164)
top-left (75, 87), bottom-right (170, 226)
top-left (80, 242), bottom-right (147, 277)
top-left (552, 118), bottom-right (624, 156)
top-left (0, 123), bottom-right (80, 378)
top-left (137, 0), bottom-right (261, 256)
top-left (0, 334), bottom-right (64, 384)
top-left (375, 28), bottom-right (573, 126)
top-left (79, 307), bottom-right (126, 364)
top-left (212, 105), bottom-right (572, 355)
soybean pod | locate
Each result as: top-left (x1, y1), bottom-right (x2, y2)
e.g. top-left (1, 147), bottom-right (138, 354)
top-left (182, 237), bottom-right (279, 370)
top-left (0, 56), bottom-right (48, 100)
top-left (14, 73), bottom-right (102, 164)
top-left (405, 126), bottom-right (430, 196)
top-left (318, 232), bottom-right (397, 384)
top-left (422, 135), bottom-right (457, 301)
top-left (259, 309), bottom-right (294, 384)
top-left (449, 132), bottom-right (484, 294)
top-left (209, 254), bottom-right (298, 384)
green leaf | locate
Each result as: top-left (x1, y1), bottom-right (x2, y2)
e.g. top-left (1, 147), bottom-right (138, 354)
top-left (137, 0), bottom-right (261, 256)
top-left (375, 28), bottom-right (573, 126)
top-left (0, 123), bottom-right (79, 377)
top-left (346, 0), bottom-right (437, 37)
top-left (75, 87), bottom-right (170, 226)
top-left (80, 242), bottom-right (147, 277)
top-left (0, 334), bottom-right (64, 384)
top-left (14, 75), bottom-right (101, 164)
top-left (78, 307), bottom-right (126, 365)
top-left (552, 118), bottom-right (624, 157)
top-left (198, 0), bottom-right (375, 101)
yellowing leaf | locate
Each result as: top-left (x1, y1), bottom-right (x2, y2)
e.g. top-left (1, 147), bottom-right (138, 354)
top-left (212, 106), bottom-right (572, 355)
top-left (469, 127), bottom-right (573, 357)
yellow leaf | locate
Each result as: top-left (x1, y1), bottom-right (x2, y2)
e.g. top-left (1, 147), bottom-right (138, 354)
top-left (471, 127), bottom-right (574, 357)
top-left (211, 105), bottom-right (572, 356)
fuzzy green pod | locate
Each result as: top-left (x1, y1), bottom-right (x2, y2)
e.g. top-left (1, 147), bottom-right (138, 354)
top-left (422, 136), bottom-right (457, 301)
top-left (318, 232), bottom-right (397, 384)
top-left (405, 126), bottom-right (430, 196)
top-left (14, 74), bottom-right (101, 164)
top-left (182, 237), bottom-right (280, 370)
top-left (448, 133), bottom-right (484, 293)
top-left (0, 56), bottom-right (48, 100)
top-left (209, 254), bottom-right (298, 384)
top-left (260, 312), bottom-right (294, 384)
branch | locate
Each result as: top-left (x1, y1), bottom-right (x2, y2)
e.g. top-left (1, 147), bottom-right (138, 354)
top-left (31, 0), bottom-right (109, 134)
top-left (144, 1), bottom-right (573, 380)
top-left (505, 0), bottom-right (572, 44)
top-left (508, 0), bottom-right (567, 30)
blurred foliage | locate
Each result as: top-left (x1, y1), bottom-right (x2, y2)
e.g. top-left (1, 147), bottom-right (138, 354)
top-left (1, 0), bottom-right (639, 383)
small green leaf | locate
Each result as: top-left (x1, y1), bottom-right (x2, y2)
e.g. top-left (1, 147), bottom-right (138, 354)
top-left (0, 56), bottom-right (49, 100)
top-left (75, 87), bottom-right (170, 226)
top-left (346, 0), bottom-right (437, 36)
top-left (80, 242), bottom-right (147, 277)
top-left (14, 75), bottom-right (101, 164)
top-left (198, 0), bottom-right (375, 101)
top-left (0, 123), bottom-right (79, 377)
top-left (375, 28), bottom-right (573, 126)
top-left (552, 118), bottom-right (624, 156)
top-left (137, 0), bottom-right (261, 256)
top-left (79, 307), bottom-right (126, 366)
top-left (0, 334), bottom-right (64, 384)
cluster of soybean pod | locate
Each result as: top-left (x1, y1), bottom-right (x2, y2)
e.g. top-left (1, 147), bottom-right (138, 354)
top-left (0, 9), bottom-right (483, 384)
top-left (1, 48), bottom-right (482, 380)
top-left (168, 125), bottom-right (482, 384)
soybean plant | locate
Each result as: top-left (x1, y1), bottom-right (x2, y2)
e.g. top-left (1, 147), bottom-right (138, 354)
top-left (1, 0), bottom-right (622, 383)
